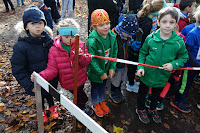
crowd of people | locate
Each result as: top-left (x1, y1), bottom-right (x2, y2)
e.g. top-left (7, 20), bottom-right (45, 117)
top-left (9, 0), bottom-right (200, 125)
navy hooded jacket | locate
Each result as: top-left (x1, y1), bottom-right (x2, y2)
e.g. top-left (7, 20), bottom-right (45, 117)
top-left (11, 23), bottom-right (57, 96)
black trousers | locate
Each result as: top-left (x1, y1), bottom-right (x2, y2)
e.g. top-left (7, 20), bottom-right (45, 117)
top-left (137, 81), bottom-right (163, 110)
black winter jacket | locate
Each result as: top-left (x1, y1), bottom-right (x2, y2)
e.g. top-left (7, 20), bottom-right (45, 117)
top-left (129, 0), bottom-right (143, 13)
top-left (138, 16), bottom-right (152, 45)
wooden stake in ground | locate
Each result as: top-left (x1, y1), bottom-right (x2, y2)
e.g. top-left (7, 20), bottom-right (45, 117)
top-left (72, 35), bottom-right (79, 132)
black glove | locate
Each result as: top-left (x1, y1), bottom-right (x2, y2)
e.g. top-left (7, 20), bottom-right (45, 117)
top-left (136, 28), bottom-right (143, 42)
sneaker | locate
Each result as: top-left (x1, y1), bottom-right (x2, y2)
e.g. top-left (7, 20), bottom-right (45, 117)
top-left (3, 9), bottom-right (9, 13)
top-left (132, 80), bottom-right (140, 93)
top-left (136, 109), bottom-right (150, 124)
top-left (126, 81), bottom-right (134, 92)
top-left (81, 106), bottom-right (93, 116)
top-left (126, 80), bottom-right (139, 93)
top-left (92, 103), bottom-right (105, 117)
top-left (149, 109), bottom-right (162, 123)
top-left (120, 92), bottom-right (125, 102)
top-left (197, 103), bottom-right (200, 109)
top-left (170, 101), bottom-right (191, 113)
top-left (109, 94), bottom-right (121, 103)
top-left (145, 99), bottom-right (151, 108)
top-left (156, 102), bottom-right (164, 111)
top-left (183, 99), bottom-right (191, 107)
top-left (10, 10), bottom-right (15, 14)
top-left (100, 101), bottom-right (110, 114)
top-left (42, 109), bottom-right (48, 123)
top-left (49, 105), bottom-right (59, 119)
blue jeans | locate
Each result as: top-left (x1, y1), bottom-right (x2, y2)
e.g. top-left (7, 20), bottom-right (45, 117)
top-left (3, 0), bottom-right (15, 10)
top-left (91, 80), bottom-right (107, 105)
top-left (17, 0), bottom-right (24, 6)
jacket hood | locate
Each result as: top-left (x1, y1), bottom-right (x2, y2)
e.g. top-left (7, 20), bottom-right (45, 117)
top-left (53, 36), bottom-right (65, 51)
top-left (15, 21), bottom-right (53, 38)
top-left (152, 29), bottom-right (182, 43)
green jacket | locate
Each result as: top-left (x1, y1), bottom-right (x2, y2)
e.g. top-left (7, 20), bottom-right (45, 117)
top-left (86, 30), bottom-right (118, 83)
top-left (138, 29), bottom-right (189, 87)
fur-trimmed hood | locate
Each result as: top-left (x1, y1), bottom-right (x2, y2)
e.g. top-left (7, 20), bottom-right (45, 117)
top-left (15, 21), bottom-right (53, 38)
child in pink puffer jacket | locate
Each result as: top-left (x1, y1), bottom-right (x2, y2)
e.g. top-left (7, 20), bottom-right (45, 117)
top-left (31, 18), bottom-right (93, 116)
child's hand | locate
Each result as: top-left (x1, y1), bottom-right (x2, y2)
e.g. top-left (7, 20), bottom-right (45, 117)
top-left (79, 48), bottom-right (83, 54)
top-left (100, 73), bottom-right (108, 80)
top-left (137, 69), bottom-right (145, 77)
top-left (162, 63), bottom-right (173, 71)
top-left (31, 73), bottom-right (34, 82)
top-left (108, 69), bottom-right (115, 79)
top-left (32, 88), bottom-right (35, 92)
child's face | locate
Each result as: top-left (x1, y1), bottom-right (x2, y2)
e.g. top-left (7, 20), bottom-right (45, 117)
top-left (26, 20), bottom-right (45, 37)
top-left (187, 2), bottom-right (196, 13)
top-left (158, 14), bottom-right (176, 36)
top-left (93, 22), bottom-right (110, 38)
top-left (32, 1), bottom-right (42, 7)
top-left (61, 35), bottom-right (75, 45)
top-left (122, 32), bottom-right (132, 39)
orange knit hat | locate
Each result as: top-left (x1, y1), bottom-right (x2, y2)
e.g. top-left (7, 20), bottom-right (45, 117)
top-left (91, 9), bottom-right (110, 26)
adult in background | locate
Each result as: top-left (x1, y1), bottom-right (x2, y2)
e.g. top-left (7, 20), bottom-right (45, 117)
top-left (17, 0), bottom-right (25, 7)
top-left (44, 0), bottom-right (61, 24)
top-left (129, 0), bottom-right (143, 14)
top-left (88, 0), bottom-right (121, 34)
top-left (3, 0), bottom-right (15, 13)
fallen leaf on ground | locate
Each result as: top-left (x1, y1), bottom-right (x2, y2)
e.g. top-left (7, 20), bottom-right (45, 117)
top-left (113, 125), bottom-right (124, 133)
top-left (5, 109), bottom-right (11, 115)
top-left (0, 81), bottom-right (6, 86)
top-left (27, 99), bottom-right (35, 106)
top-left (164, 123), bottom-right (170, 129)
top-left (44, 121), bottom-right (57, 131)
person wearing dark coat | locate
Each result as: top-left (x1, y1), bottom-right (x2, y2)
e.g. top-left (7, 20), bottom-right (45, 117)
top-left (87, 0), bottom-right (120, 33)
top-left (3, 0), bottom-right (15, 13)
top-left (129, 0), bottom-right (143, 14)
top-left (44, 0), bottom-right (61, 24)
top-left (11, 6), bottom-right (58, 123)
top-left (33, 0), bottom-right (54, 30)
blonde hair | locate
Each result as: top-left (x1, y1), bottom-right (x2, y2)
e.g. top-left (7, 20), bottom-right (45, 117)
top-left (142, 0), bottom-right (153, 7)
top-left (57, 18), bottom-right (80, 31)
top-left (138, 0), bottom-right (164, 18)
top-left (194, 6), bottom-right (200, 22)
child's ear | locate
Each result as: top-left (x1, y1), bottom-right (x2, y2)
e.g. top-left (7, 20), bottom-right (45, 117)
top-left (157, 20), bottom-right (160, 27)
top-left (92, 25), bottom-right (96, 30)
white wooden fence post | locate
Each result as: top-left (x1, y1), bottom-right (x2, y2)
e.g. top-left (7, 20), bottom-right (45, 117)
top-left (34, 77), bottom-right (44, 133)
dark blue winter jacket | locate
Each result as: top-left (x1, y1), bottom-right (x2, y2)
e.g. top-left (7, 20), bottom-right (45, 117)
top-left (11, 25), bottom-right (57, 96)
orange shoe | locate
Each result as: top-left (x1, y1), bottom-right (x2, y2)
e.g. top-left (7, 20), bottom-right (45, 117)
top-left (92, 103), bottom-right (105, 117)
top-left (49, 105), bottom-right (59, 119)
top-left (42, 109), bottom-right (48, 123)
top-left (100, 101), bottom-right (110, 114)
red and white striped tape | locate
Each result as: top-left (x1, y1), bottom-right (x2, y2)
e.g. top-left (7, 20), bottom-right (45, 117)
top-left (81, 53), bottom-right (199, 71)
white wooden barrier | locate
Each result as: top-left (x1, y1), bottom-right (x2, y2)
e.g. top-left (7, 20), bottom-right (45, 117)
top-left (33, 72), bottom-right (108, 133)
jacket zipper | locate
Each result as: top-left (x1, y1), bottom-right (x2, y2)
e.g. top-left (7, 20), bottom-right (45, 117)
top-left (155, 42), bottom-right (164, 84)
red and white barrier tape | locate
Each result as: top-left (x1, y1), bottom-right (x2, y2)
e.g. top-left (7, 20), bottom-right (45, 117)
top-left (79, 53), bottom-right (199, 71)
